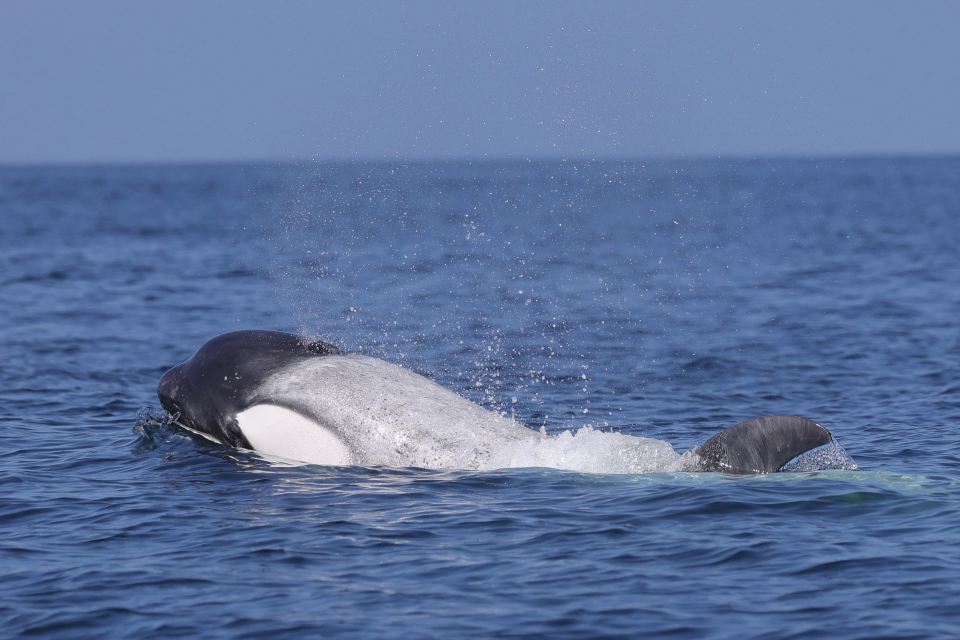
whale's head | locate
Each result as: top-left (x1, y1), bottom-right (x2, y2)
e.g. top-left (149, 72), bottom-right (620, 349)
top-left (157, 360), bottom-right (241, 445)
top-left (158, 330), bottom-right (343, 447)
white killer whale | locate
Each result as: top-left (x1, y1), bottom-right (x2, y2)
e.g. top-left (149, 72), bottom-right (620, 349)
top-left (157, 331), bottom-right (857, 473)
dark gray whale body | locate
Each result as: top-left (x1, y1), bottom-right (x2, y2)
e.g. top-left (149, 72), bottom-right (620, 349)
top-left (693, 415), bottom-right (834, 473)
top-left (158, 330), bottom-right (855, 473)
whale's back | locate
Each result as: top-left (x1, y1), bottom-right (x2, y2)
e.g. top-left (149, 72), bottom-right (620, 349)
top-left (252, 355), bottom-right (536, 468)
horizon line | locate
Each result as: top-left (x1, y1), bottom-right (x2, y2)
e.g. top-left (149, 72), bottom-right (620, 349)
top-left (2, 150), bottom-right (959, 169)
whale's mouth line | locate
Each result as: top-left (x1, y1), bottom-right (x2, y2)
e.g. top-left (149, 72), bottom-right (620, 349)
top-left (168, 415), bottom-right (227, 446)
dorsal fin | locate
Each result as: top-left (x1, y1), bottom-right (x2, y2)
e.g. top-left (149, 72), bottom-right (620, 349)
top-left (693, 416), bottom-right (833, 473)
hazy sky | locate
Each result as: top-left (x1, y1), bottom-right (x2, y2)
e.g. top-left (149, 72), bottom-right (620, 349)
top-left (2, 0), bottom-right (958, 163)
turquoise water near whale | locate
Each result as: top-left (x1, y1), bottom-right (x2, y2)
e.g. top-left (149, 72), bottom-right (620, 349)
top-left (1, 158), bottom-right (959, 637)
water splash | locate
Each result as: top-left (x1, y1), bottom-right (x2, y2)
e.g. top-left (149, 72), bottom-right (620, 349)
top-left (779, 440), bottom-right (859, 472)
top-left (485, 425), bottom-right (687, 473)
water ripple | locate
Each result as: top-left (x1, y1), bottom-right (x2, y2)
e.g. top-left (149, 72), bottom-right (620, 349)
top-left (2, 160), bottom-right (960, 637)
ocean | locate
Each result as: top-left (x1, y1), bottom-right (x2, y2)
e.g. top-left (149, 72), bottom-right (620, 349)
top-left (1, 158), bottom-right (959, 637)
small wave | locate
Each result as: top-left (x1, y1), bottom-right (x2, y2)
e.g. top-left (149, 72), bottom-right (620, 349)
top-left (131, 408), bottom-right (208, 455)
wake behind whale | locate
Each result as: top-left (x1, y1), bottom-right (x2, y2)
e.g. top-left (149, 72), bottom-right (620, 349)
top-left (157, 331), bottom-right (857, 474)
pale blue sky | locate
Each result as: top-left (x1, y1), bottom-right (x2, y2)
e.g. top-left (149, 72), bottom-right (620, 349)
top-left (1, 0), bottom-right (958, 163)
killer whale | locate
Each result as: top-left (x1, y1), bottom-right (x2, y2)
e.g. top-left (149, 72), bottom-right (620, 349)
top-left (157, 330), bottom-right (856, 473)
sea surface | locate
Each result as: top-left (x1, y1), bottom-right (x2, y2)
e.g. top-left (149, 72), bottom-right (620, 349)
top-left (1, 158), bottom-right (959, 638)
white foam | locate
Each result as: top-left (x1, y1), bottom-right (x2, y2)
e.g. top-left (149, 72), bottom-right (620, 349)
top-left (485, 426), bottom-right (687, 474)
top-left (251, 355), bottom-right (688, 473)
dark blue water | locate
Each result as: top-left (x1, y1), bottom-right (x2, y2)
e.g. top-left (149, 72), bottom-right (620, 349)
top-left (2, 158), bottom-right (959, 638)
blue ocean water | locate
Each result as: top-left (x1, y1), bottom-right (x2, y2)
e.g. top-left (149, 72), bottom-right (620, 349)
top-left (1, 158), bottom-right (959, 638)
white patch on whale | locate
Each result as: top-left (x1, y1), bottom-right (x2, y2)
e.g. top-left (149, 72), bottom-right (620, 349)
top-left (237, 404), bottom-right (351, 466)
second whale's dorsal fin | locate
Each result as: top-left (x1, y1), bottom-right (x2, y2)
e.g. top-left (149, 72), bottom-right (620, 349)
top-left (693, 416), bottom-right (833, 473)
